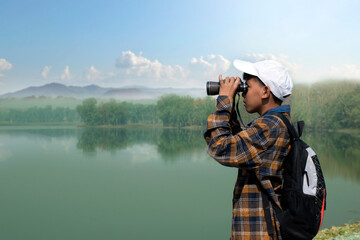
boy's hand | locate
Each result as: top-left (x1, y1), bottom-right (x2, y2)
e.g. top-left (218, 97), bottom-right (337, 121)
top-left (219, 75), bottom-right (241, 99)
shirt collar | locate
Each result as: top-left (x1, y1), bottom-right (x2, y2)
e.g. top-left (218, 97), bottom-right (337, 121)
top-left (263, 104), bottom-right (291, 116)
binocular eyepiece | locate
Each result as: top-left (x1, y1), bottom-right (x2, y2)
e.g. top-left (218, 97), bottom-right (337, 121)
top-left (206, 80), bottom-right (248, 96)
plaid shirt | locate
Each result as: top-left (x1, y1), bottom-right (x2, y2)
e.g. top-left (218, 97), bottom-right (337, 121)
top-left (204, 96), bottom-right (291, 240)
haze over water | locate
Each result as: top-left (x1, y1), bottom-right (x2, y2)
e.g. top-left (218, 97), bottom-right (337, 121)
top-left (0, 126), bottom-right (359, 240)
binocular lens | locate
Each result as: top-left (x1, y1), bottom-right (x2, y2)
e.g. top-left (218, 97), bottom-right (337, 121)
top-left (206, 82), bottom-right (221, 96)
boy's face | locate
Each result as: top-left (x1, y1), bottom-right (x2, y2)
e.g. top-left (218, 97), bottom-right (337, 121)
top-left (241, 78), bottom-right (265, 114)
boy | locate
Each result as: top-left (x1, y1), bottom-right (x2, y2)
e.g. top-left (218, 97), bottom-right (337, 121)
top-left (204, 60), bottom-right (293, 240)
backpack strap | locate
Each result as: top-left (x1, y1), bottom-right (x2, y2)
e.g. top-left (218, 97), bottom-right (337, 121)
top-left (261, 191), bottom-right (275, 237)
top-left (297, 121), bottom-right (305, 138)
top-left (250, 171), bottom-right (280, 238)
top-left (274, 113), bottom-right (305, 138)
top-left (272, 113), bottom-right (299, 140)
top-left (248, 171), bottom-right (276, 238)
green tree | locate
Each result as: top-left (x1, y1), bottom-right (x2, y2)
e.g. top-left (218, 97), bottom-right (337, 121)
top-left (76, 98), bottom-right (98, 125)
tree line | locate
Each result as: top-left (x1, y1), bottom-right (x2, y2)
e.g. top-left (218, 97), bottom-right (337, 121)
top-left (75, 95), bottom-right (214, 127)
top-left (157, 95), bottom-right (214, 127)
top-left (1, 81), bottom-right (359, 129)
top-left (76, 99), bottom-right (127, 126)
top-left (75, 98), bottom-right (159, 126)
top-left (0, 105), bottom-right (80, 123)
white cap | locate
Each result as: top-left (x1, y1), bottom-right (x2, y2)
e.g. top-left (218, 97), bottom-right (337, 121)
top-left (233, 59), bottom-right (293, 101)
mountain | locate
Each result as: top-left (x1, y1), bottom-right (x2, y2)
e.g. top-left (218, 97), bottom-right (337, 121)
top-left (0, 83), bottom-right (112, 99)
top-left (0, 82), bottom-right (205, 100)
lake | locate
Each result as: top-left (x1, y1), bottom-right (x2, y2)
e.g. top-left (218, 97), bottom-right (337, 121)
top-left (0, 126), bottom-right (359, 240)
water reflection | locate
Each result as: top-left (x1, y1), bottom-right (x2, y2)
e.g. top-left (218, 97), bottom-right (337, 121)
top-left (157, 128), bottom-right (207, 161)
top-left (75, 127), bottom-right (360, 182)
top-left (76, 127), bottom-right (208, 160)
top-left (77, 128), bottom-right (128, 153)
top-left (0, 126), bottom-right (81, 139)
top-left (0, 126), bottom-right (359, 182)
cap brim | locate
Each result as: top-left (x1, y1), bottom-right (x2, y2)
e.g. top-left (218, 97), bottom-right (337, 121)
top-left (233, 60), bottom-right (259, 77)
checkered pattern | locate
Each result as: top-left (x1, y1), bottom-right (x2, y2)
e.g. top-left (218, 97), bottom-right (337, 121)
top-left (204, 96), bottom-right (291, 240)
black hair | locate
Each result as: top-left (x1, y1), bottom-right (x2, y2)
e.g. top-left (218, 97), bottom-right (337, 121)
top-left (243, 73), bottom-right (258, 81)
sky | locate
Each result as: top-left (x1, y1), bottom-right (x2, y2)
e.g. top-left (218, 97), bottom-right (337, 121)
top-left (1, 0), bottom-right (360, 94)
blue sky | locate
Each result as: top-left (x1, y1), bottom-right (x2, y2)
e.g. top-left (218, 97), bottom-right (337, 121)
top-left (1, 0), bottom-right (360, 94)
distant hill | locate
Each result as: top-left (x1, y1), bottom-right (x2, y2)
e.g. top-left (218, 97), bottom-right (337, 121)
top-left (0, 82), bottom-right (205, 100)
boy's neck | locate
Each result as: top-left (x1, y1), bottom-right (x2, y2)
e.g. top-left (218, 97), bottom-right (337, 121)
top-left (259, 102), bottom-right (281, 115)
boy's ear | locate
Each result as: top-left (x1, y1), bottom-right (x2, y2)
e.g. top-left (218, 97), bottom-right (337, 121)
top-left (262, 85), bottom-right (271, 98)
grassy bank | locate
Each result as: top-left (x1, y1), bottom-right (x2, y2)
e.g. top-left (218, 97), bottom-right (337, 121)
top-left (315, 222), bottom-right (360, 239)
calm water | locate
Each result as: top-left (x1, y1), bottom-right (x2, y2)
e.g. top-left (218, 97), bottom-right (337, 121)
top-left (0, 126), bottom-right (359, 240)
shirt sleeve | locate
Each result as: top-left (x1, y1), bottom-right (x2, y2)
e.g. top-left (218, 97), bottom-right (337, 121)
top-left (204, 95), bottom-right (272, 169)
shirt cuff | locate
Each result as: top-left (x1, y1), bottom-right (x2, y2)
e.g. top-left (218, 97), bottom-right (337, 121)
top-left (216, 95), bottom-right (233, 111)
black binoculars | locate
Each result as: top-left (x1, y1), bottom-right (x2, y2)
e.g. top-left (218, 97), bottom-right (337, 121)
top-left (206, 80), bottom-right (248, 96)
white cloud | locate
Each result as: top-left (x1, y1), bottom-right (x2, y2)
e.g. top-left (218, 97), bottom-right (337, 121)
top-left (86, 66), bottom-right (101, 80)
top-left (115, 51), bottom-right (187, 85)
top-left (114, 51), bottom-right (236, 87)
top-left (116, 51), bottom-right (360, 88)
top-left (85, 65), bottom-right (114, 81)
top-left (41, 66), bottom-right (51, 78)
top-left (0, 58), bottom-right (12, 78)
top-left (0, 59), bottom-right (12, 71)
top-left (116, 51), bottom-right (150, 69)
top-left (188, 54), bottom-right (231, 80)
top-left (60, 65), bottom-right (71, 80)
